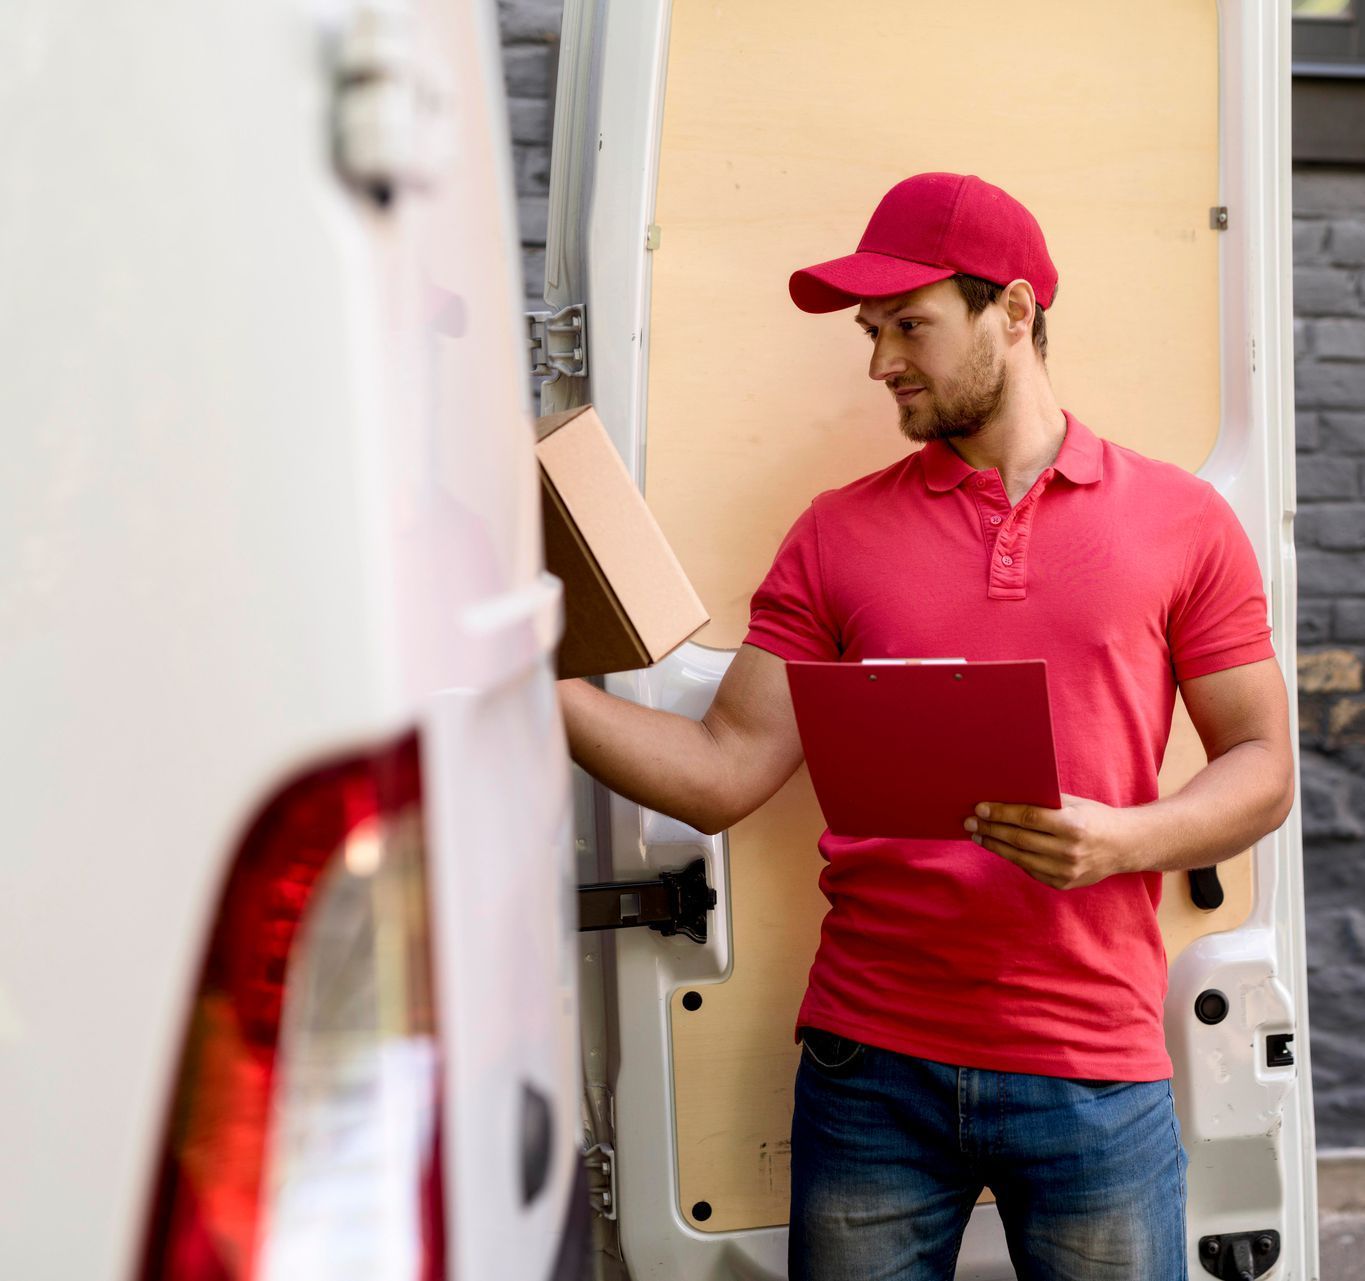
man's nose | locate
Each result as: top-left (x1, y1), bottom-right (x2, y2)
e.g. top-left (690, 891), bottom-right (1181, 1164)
top-left (868, 338), bottom-right (907, 382)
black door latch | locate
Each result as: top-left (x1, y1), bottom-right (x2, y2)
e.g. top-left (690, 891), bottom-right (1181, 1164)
top-left (578, 857), bottom-right (716, 944)
top-left (1188, 865), bottom-right (1224, 910)
top-left (1198, 1230), bottom-right (1280, 1280)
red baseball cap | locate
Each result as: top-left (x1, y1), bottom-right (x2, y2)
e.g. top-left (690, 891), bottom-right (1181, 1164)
top-left (789, 172), bottom-right (1058, 314)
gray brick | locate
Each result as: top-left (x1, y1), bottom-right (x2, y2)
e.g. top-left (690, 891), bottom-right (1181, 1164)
top-left (1308, 1010), bottom-right (1365, 1065)
top-left (1295, 218), bottom-right (1330, 262)
top-left (521, 247), bottom-right (547, 303)
top-left (1337, 601), bottom-right (1365, 642)
top-left (1296, 360), bottom-right (1365, 410)
top-left (1295, 266), bottom-right (1358, 315)
top-left (503, 43), bottom-right (554, 98)
top-left (1315, 317), bottom-right (1365, 361)
top-left (514, 143), bottom-right (552, 196)
top-left (1297, 410), bottom-right (1322, 452)
top-left (1299, 549), bottom-right (1365, 596)
top-left (1314, 1085), bottom-right (1365, 1148)
top-left (517, 194), bottom-right (549, 245)
top-left (1329, 219), bottom-right (1365, 268)
top-left (1295, 316), bottom-right (1313, 360)
top-left (498, 0), bottom-right (564, 41)
top-left (506, 95), bottom-right (551, 145)
top-left (1301, 599), bottom-right (1336, 644)
top-left (1322, 412), bottom-right (1365, 454)
top-left (1299, 505), bottom-right (1365, 551)
top-left (1294, 168), bottom-right (1365, 218)
top-left (1301, 760), bottom-right (1365, 845)
top-left (1301, 757), bottom-right (1365, 839)
top-left (1299, 455), bottom-right (1361, 502)
top-left (1322, 907), bottom-right (1365, 967)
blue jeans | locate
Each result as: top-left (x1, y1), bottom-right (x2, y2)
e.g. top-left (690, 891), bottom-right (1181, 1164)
top-left (789, 1027), bottom-right (1188, 1281)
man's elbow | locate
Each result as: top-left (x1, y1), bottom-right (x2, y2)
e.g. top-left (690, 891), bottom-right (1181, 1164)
top-left (1270, 758), bottom-right (1296, 832)
top-left (1254, 741), bottom-right (1295, 837)
top-left (694, 782), bottom-right (759, 837)
top-left (694, 794), bottom-right (737, 837)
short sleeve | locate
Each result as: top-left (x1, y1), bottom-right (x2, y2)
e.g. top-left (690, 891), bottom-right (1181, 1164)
top-left (1168, 486), bottom-right (1275, 681)
top-left (742, 502), bottom-right (842, 662)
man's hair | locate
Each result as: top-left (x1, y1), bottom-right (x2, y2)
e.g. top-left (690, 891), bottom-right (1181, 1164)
top-left (952, 274), bottom-right (1050, 362)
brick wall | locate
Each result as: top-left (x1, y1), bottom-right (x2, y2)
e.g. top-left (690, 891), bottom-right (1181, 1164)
top-left (1293, 166), bottom-right (1365, 1150)
top-left (498, 0), bottom-right (560, 316)
top-left (496, 2), bottom-right (1365, 1148)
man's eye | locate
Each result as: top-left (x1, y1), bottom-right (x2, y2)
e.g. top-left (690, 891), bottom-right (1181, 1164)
top-left (862, 328), bottom-right (877, 341)
top-left (899, 320), bottom-right (918, 333)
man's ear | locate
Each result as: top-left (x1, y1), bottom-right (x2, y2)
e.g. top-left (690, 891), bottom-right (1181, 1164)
top-left (1001, 279), bottom-right (1036, 345)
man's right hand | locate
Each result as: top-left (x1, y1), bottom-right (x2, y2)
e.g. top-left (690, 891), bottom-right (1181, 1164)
top-left (556, 643), bottom-right (805, 836)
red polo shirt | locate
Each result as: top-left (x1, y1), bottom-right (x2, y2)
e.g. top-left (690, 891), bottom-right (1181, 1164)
top-left (743, 410), bottom-right (1274, 1080)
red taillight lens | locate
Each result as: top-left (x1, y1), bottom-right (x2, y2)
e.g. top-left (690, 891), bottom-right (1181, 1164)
top-left (139, 733), bottom-right (443, 1280)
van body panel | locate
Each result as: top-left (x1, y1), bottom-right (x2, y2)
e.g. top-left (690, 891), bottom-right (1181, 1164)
top-left (1, 1), bottom-right (579, 1277)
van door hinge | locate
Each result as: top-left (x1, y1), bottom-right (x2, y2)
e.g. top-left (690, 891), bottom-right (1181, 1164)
top-left (526, 303), bottom-right (588, 382)
top-left (1210, 206), bottom-right (1229, 231)
top-left (334, 2), bottom-right (454, 205)
top-left (584, 1142), bottom-right (618, 1220)
top-left (578, 857), bottom-right (716, 944)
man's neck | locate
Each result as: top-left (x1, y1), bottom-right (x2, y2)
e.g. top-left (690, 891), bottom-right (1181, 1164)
top-left (943, 384), bottom-right (1067, 505)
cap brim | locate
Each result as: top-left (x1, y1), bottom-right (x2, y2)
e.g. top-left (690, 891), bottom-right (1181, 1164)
top-left (788, 253), bottom-right (956, 314)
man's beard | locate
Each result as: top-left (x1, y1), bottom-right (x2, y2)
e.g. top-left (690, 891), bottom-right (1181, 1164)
top-left (895, 325), bottom-right (1007, 444)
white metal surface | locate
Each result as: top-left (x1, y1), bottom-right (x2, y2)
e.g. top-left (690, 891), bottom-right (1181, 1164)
top-left (551, 0), bottom-right (1317, 1278)
top-left (540, 0), bottom-right (670, 483)
top-left (0, 1), bottom-right (578, 1278)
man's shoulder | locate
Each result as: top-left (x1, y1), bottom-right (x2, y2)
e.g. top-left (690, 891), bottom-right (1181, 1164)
top-left (808, 452), bottom-right (917, 513)
top-left (1098, 436), bottom-right (1213, 506)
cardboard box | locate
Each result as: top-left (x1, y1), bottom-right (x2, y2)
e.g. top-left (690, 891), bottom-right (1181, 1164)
top-left (536, 404), bottom-right (710, 679)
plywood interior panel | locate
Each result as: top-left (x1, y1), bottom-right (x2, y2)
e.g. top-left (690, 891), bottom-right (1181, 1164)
top-left (671, 765), bottom-right (828, 1232)
top-left (645, 0), bottom-right (1222, 651)
top-left (651, 0), bottom-right (1229, 1235)
top-left (1156, 696), bottom-right (1254, 964)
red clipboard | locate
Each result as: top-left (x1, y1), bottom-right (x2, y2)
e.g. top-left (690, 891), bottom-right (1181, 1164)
top-left (785, 659), bottom-right (1062, 840)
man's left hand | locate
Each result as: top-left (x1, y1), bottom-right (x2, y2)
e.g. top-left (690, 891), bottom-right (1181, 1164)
top-left (963, 794), bottom-right (1143, 890)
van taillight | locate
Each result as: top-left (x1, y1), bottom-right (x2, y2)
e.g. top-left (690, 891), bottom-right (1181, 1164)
top-left (139, 733), bottom-right (445, 1280)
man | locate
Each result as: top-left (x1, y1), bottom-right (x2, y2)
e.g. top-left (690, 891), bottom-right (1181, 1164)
top-left (558, 172), bottom-right (1294, 1280)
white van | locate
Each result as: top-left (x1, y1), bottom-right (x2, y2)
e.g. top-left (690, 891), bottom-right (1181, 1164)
top-left (543, 2), bottom-right (1319, 1279)
top-left (1, 2), bottom-right (583, 1279)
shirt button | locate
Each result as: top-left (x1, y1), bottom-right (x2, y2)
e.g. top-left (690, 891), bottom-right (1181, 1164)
top-left (1001, 555), bottom-right (1014, 566)
top-left (975, 476), bottom-right (988, 488)
top-left (989, 515), bottom-right (1002, 525)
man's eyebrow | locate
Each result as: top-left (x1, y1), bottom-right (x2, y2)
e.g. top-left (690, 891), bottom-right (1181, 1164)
top-left (854, 309), bottom-right (925, 326)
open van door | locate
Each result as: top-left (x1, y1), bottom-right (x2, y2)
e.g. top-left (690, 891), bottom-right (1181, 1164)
top-left (543, 2), bottom-right (1317, 1278)
top-left (0, 2), bottom-right (583, 1277)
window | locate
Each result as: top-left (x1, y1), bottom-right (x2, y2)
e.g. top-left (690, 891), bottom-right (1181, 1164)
top-left (1293, 0), bottom-right (1365, 163)
top-left (1294, 0), bottom-right (1352, 17)
top-left (1293, 0), bottom-right (1364, 72)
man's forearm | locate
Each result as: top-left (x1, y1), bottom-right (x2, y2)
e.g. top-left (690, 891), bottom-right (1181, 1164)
top-left (1127, 739), bottom-right (1295, 874)
top-left (556, 678), bottom-right (726, 834)
top-left (966, 735), bottom-right (1295, 890)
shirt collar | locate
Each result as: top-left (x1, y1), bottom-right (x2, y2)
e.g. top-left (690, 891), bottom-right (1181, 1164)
top-left (919, 408), bottom-right (1105, 492)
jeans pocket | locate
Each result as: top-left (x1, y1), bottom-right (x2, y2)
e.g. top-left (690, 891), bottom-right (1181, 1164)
top-left (799, 1026), bottom-right (867, 1077)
